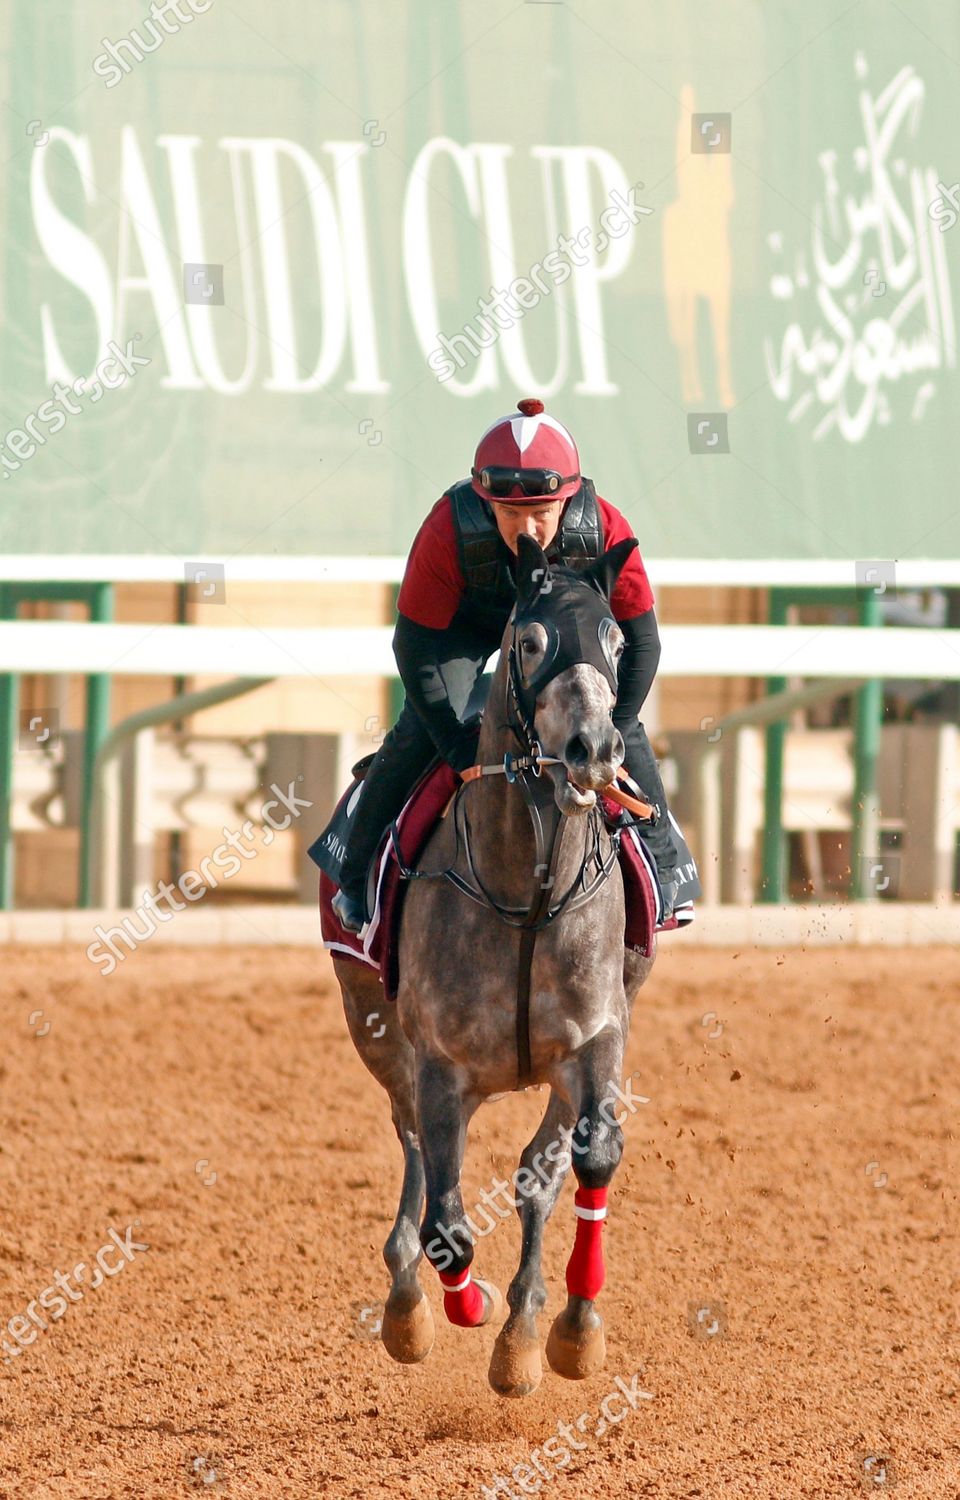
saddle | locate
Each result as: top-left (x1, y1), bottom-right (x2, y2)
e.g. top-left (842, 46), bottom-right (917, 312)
top-left (314, 760), bottom-right (691, 1001)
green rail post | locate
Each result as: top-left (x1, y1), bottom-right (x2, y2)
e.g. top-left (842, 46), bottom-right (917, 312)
top-left (851, 587), bottom-right (883, 899)
top-left (388, 583), bottom-right (404, 728)
top-left (79, 582), bottom-right (114, 907)
top-left (0, 586), bottom-right (18, 909)
top-left (760, 588), bottom-right (789, 901)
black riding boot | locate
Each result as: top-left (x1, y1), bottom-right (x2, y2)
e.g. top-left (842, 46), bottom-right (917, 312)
top-left (618, 719), bottom-right (681, 913)
top-left (334, 702), bottom-right (437, 928)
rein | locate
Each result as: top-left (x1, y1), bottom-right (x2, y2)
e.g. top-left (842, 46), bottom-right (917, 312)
top-left (461, 756), bottom-right (656, 821)
top-left (392, 630), bottom-right (656, 1088)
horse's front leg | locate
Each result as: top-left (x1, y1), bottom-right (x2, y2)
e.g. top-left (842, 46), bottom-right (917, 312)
top-left (489, 1088), bottom-right (575, 1398)
top-left (416, 1052), bottom-right (503, 1329)
top-left (336, 964), bottom-right (434, 1364)
top-left (380, 1100), bottom-right (433, 1364)
top-left (546, 1025), bottom-right (626, 1380)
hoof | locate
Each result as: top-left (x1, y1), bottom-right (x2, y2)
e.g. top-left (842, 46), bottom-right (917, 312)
top-left (545, 1296), bottom-right (606, 1380)
top-left (489, 1313), bottom-right (542, 1398)
top-left (474, 1277), bottom-right (505, 1329)
top-left (381, 1285), bottom-right (435, 1364)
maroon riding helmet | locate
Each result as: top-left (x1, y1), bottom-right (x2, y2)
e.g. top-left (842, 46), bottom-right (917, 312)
top-left (471, 398), bottom-right (582, 504)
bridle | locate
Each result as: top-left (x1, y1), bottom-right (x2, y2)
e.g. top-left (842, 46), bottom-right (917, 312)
top-left (393, 625), bottom-right (620, 930)
top-left (444, 629), bottom-right (621, 931)
top-left (392, 613), bottom-right (653, 1085)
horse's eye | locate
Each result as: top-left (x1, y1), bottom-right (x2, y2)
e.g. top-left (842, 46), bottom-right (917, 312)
top-left (521, 638), bottom-right (538, 654)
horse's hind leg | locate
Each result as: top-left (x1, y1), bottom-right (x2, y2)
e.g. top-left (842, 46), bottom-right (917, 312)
top-left (546, 1026), bottom-right (626, 1380)
top-left (416, 1052), bottom-right (503, 1329)
top-left (336, 965), bottom-right (434, 1364)
top-left (489, 1089), bottom-right (574, 1399)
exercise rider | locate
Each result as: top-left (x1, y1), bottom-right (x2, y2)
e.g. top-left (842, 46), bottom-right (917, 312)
top-left (332, 397), bottom-right (681, 933)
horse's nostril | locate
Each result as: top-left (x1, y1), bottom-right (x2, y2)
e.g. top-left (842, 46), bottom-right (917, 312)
top-left (566, 726), bottom-right (623, 773)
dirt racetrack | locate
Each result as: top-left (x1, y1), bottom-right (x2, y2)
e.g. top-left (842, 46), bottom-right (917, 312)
top-left (1, 939), bottom-right (959, 1499)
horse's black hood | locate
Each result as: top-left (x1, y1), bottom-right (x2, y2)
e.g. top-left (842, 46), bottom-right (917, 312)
top-left (511, 534), bottom-right (638, 703)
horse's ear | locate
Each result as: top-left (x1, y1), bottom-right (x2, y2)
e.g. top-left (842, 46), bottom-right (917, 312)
top-left (580, 537), bottom-right (639, 600)
top-left (515, 533), bottom-right (551, 608)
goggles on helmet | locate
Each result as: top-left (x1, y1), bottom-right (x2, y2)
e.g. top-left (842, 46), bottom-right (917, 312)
top-left (472, 465), bottom-right (579, 500)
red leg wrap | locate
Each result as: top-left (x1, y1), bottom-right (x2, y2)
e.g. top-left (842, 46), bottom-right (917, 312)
top-left (438, 1267), bottom-right (486, 1327)
top-left (565, 1185), bottom-right (608, 1300)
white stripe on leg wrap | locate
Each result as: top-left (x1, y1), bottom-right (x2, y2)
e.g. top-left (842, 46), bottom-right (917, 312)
top-left (444, 1270), bottom-right (472, 1293)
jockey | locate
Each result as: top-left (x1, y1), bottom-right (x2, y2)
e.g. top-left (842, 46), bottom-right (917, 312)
top-left (332, 397), bottom-right (681, 933)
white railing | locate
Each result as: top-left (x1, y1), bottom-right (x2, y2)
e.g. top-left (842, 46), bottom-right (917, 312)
top-left (0, 556), bottom-right (959, 586)
top-left (0, 621), bottom-right (958, 679)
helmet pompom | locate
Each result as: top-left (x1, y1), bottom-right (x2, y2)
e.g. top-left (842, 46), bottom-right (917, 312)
top-left (516, 398), bottom-right (544, 416)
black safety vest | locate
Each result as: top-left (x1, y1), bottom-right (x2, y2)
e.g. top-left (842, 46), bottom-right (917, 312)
top-left (447, 477), bottom-right (604, 635)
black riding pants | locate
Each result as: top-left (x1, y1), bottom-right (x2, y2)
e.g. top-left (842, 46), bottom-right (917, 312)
top-left (339, 621), bottom-right (488, 898)
top-left (339, 659), bottom-right (676, 905)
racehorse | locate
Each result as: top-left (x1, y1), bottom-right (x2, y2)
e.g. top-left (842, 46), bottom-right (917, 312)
top-left (333, 534), bottom-right (656, 1398)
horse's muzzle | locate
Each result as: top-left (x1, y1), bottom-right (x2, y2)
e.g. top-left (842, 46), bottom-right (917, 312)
top-left (562, 726), bottom-right (624, 791)
top-left (549, 725), bottom-right (624, 815)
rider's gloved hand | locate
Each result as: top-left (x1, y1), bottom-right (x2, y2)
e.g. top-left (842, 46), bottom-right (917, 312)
top-left (447, 713), bottom-right (482, 778)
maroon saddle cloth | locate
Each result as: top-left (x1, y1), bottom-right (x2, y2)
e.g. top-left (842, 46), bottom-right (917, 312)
top-left (319, 762), bottom-right (670, 1001)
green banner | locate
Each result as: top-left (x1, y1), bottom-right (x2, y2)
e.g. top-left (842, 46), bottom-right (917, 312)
top-left (1, 0), bottom-right (958, 561)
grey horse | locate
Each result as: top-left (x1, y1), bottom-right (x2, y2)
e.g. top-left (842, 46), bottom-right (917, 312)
top-left (333, 535), bottom-right (655, 1398)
